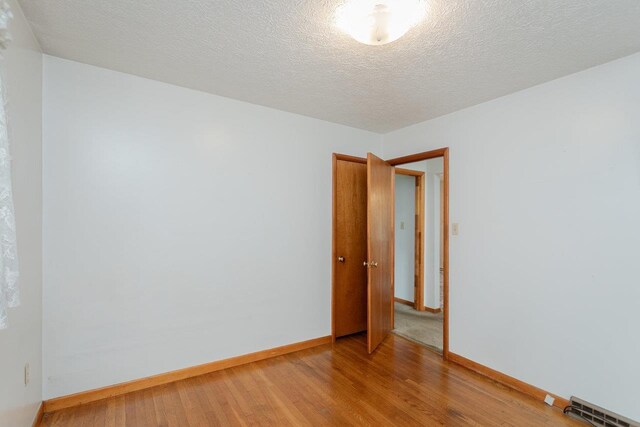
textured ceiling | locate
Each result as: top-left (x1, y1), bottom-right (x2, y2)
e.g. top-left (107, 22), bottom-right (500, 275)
top-left (18, 0), bottom-right (640, 133)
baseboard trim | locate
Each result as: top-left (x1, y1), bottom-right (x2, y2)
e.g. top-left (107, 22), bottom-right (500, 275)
top-left (448, 353), bottom-right (569, 410)
top-left (44, 335), bottom-right (332, 413)
top-left (394, 297), bottom-right (414, 307)
top-left (395, 298), bottom-right (442, 314)
top-left (32, 402), bottom-right (44, 427)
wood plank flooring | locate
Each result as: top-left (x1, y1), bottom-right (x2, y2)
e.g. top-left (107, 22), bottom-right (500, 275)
top-left (41, 334), bottom-right (581, 426)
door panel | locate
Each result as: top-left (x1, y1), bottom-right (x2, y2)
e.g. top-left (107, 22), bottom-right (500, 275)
top-left (334, 159), bottom-right (368, 337)
top-left (367, 153), bottom-right (394, 353)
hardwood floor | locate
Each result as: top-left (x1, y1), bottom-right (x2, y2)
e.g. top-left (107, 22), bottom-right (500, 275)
top-left (41, 334), bottom-right (580, 426)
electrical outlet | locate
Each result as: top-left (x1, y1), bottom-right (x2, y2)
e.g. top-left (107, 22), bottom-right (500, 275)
top-left (544, 394), bottom-right (555, 406)
top-left (24, 363), bottom-right (30, 386)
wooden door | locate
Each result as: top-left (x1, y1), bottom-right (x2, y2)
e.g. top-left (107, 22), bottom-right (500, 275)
top-left (333, 158), bottom-right (368, 338)
top-left (367, 153), bottom-right (395, 353)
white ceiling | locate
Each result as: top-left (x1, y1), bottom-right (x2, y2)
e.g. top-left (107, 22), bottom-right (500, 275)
top-left (18, 0), bottom-right (640, 133)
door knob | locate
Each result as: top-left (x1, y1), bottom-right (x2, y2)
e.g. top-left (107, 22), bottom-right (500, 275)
top-left (338, 256), bottom-right (345, 263)
top-left (363, 261), bottom-right (369, 267)
top-left (371, 261), bottom-right (378, 268)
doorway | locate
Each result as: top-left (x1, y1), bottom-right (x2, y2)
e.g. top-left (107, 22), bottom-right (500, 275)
top-left (393, 159), bottom-right (444, 353)
top-left (331, 149), bottom-right (449, 359)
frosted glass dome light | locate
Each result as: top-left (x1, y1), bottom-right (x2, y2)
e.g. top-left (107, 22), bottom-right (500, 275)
top-left (335, 0), bottom-right (427, 46)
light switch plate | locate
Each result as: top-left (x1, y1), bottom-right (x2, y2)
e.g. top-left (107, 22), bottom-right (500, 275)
top-left (452, 223), bottom-right (459, 235)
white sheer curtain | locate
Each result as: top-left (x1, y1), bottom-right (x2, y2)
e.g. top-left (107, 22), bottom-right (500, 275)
top-left (0, 0), bottom-right (18, 330)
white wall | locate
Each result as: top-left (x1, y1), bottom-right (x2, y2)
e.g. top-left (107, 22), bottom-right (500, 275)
top-left (0, 1), bottom-right (43, 426)
top-left (382, 53), bottom-right (640, 420)
top-left (394, 174), bottom-right (415, 302)
top-left (42, 56), bottom-right (381, 399)
top-left (424, 158), bottom-right (443, 310)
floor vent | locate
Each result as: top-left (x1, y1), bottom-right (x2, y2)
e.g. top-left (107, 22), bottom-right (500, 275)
top-left (567, 397), bottom-right (639, 427)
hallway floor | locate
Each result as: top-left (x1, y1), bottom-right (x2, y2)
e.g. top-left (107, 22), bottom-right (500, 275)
top-left (393, 302), bottom-right (443, 351)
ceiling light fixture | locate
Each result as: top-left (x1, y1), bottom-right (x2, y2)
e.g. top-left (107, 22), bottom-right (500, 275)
top-left (335, 0), bottom-right (427, 46)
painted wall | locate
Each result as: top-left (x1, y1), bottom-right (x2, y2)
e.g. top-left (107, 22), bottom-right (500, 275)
top-left (42, 56), bottom-right (381, 399)
top-left (0, 1), bottom-right (43, 426)
top-left (394, 174), bottom-right (415, 302)
top-left (382, 53), bottom-right (640, 420)
top-left (424, 158), bottom-right (443, 310)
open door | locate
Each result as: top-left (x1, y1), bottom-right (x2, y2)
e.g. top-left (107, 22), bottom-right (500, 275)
top-left (367, 153), bottom-right (395, 354)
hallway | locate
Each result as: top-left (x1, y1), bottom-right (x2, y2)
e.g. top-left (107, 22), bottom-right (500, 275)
top-left (394, 302), bottom-right (443, 352)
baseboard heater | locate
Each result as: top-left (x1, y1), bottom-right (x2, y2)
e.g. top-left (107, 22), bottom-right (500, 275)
top-left (567, 397), bottom-right (639, 427)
